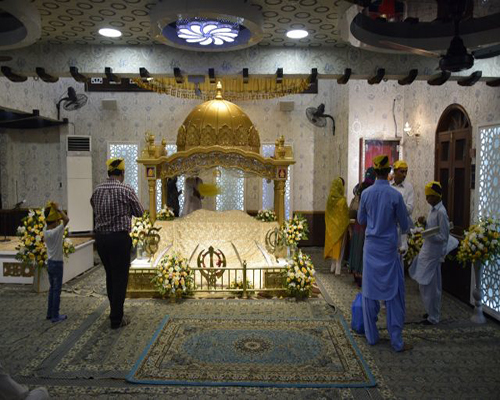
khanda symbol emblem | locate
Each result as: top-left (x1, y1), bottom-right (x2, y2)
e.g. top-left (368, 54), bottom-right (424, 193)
top-left (142, 227), bottom-right (162, 259)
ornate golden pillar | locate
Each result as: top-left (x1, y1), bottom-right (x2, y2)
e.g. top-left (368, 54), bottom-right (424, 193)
top-left (161, 178), bottom-right (167, 208)
top-left (273, 135), bottom-right (288, 225)
top-left (274, 180), bottom-right (286, 225)
top-left (148, 179), bottom-right (157, 223)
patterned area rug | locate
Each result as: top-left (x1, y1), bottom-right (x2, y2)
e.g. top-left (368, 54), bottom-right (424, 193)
top-left (128, 315), bottom-right (376, 388)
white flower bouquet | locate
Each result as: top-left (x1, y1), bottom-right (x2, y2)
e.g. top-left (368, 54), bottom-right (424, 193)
top-left (255, 209), bottom-right (277, 222)
top-left (404, 220), bottom-right (425, 264)
top-left (282, 250), bottom-right (315, 298)
top-left (281, 213), bottom-right (309, 247)
top-left (130, 211), bottom-right (152, 247)
top-left (457, 217), bottom-right (500, 265)
top-left (15, 208), bottom-right (75, 269)
top-left (151, 252), bottom-right (194, 297)
top-left (157, 207), bottom-right (175, 221)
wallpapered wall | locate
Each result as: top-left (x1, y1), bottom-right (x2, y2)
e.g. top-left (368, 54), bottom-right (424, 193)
top-left (0, 78), bottom-right (347, 213)
top-left (402, 81), bottom-right (500, 220)
top-left (346, 80), bottom-right (500, 220)
top-left (0, 77), bottom-right (498, 221)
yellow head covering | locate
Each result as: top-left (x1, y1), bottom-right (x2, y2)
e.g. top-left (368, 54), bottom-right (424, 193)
top-left (106, 157), bottom-right (125, 172)
top-left (45, 202), bottom-right (60, 223)
top-left (425, 181), bottom-right (442, 198)
top-left (393, 160), bottom-right (408, 170)
top-left (324, 177), bottom-right (349, 259)
top-left (198, 183), bottom-right (221, 197)
top-left (373, 155), bottom-right (390, 170)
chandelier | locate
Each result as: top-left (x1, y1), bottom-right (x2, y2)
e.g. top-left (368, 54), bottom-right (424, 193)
top-left (150, 0), bottom-right (263, 52)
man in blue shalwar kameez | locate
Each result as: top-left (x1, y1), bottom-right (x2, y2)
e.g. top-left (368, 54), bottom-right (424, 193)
top-left (409, 181), bottom-right (450, 325)
top-left (358, 155), bottom-right (411, 352)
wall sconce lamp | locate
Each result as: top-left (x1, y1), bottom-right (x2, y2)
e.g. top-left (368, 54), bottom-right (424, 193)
top-left (404, 122), bottom-right (420, 142)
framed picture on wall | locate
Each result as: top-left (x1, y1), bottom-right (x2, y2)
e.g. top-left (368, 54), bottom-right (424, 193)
top-left (359, 139), bottom-right (400, 182)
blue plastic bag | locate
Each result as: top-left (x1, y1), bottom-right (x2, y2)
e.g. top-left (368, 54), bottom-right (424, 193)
top-left (351, 293), bottom-right (365, 334)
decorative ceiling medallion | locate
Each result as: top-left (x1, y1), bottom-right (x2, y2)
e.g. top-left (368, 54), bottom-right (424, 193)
top-left (150, 0), bottom-right (263, 51)
top-left (0, 0), bottom-right (41, 50)
top-left (177, 19), bottom-right (239, 46)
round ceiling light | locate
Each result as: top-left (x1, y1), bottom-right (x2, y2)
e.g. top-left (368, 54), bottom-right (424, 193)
top-left (150, 0), bottom-right (263, 52)
top-left (286, 30), bottom-right (309, 39)
top-left (98, 28), bottom-right (122, 38)
top-left (177, 20), bottom-right (239, 46)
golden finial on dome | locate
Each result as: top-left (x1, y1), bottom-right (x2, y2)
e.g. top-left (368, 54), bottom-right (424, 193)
top-left (215, 81), bottom-right (223, 100)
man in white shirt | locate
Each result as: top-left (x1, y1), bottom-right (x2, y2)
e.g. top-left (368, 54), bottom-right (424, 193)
top-left (391, 160), bottom-right (414, 256)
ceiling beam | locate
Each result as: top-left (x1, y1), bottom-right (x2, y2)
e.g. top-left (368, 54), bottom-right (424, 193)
top-left (276, 68), bottom-right (283, 84)
top-left (486, 78), bottom-right (500, 87)
top-left (1, 66), bottom-right (27, 82)
top-left (398, 69), bottom-right (418, 85)
top-left (105, 67), bottom-right (121, 83)
top-left (70, 66), bottom-right (87, 83)
top-left (427, 71), bottom-right (451, 86)
top-left (36, 67), bottom-right (58, 83)
top-left (337, 68), bottom-right (351, 84)
top-left (457, 71), bottom-right (482, 87)
top-left (173, 67), bottom-right (183, 84)
top-left (208, 68), bottom-right (216, 84)
top-left (367, 68), bottom-right (385, 85)
top-left (1, 44), bottom-right (499, 81)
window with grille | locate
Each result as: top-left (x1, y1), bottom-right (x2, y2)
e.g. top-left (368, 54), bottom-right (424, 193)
top-left (216, 167), bottom-right (244, 211)
top-left (478, 124), bottom-right (500, 319)
top-left (108, 143), bottom-right (139, 195)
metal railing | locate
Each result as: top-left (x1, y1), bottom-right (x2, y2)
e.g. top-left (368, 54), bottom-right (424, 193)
top-left (188, 241), bottom-right (287, 296)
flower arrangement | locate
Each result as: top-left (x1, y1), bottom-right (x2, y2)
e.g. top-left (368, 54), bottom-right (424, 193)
top-left (404, 220), bottom-right (425, 264)
top-left (281, 213), bottom-right (309, 247)
top-left (457, 217), bottom-right (500, 265)
top-left (282, 250), bottom-right (315, 298)
top-left (255, 209), bottom-right (277, 222)
top-left (151, 252), bottom-right (194, 297)
top-left (130, 211), bottom-right (152, 247)
top-left (229, 278), bottom-right (254, 291)
top-left (15, 208), bottom-right (75, 269)
top-left (157, 207), bottom-right (175, 221)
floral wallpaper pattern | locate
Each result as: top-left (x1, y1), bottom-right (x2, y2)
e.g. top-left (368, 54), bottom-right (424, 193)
top-left (1, 77), bottom-right (499, 221)
top-left (4, 44), bottom-right (500, 79)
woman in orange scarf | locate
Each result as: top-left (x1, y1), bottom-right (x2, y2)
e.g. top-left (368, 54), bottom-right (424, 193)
top-left (324, 177), bottom-right (349, 274)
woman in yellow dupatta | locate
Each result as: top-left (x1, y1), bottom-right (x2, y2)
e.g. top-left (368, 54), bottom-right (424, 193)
top-left (324, 177), bottom-right (349, 274)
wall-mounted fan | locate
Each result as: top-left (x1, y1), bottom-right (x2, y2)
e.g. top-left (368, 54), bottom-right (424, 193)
top-left (306, 104), bottom-right (335, 136)
top-left (56, 87), bottom-right (88, 120)
top-left (380, 0), bottom-right (500, 72)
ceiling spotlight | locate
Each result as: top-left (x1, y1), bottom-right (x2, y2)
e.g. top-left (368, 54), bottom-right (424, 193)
top-left (98, 28), bottom-right (122, 38)
top-left (286, 30), bottom-right (308, 39)
top-left (177, 20), bottom-right (239, 46)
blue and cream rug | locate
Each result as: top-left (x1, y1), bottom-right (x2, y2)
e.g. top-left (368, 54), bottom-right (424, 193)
top-left (127, 314), bottom-right (375, 388)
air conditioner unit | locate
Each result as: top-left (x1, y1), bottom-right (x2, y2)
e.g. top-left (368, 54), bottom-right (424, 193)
top-left (66, 136), bottom-right (93, 233)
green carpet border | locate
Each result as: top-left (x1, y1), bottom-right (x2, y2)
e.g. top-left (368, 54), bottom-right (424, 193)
top-left (126, 313), bottom-right (377, 388)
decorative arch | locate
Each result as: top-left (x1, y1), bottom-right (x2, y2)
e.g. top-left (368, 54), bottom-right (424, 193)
top-left (137, 134), bottom-right (295, 225)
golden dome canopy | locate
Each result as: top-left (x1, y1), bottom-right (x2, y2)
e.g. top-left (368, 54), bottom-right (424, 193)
top-left (176, 82), bottom-right (260, 153)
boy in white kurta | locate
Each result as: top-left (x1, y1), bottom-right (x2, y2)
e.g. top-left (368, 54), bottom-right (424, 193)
top-left (409, 181), bottom-right (449, 325)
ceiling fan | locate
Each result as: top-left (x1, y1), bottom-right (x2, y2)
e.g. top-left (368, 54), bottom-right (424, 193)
top-left (380, 0), bottom-right (500, 72)
top-left (306, 104), bottom-right (335, 136)
top-left (56, 87), bottom-right (88, 120)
